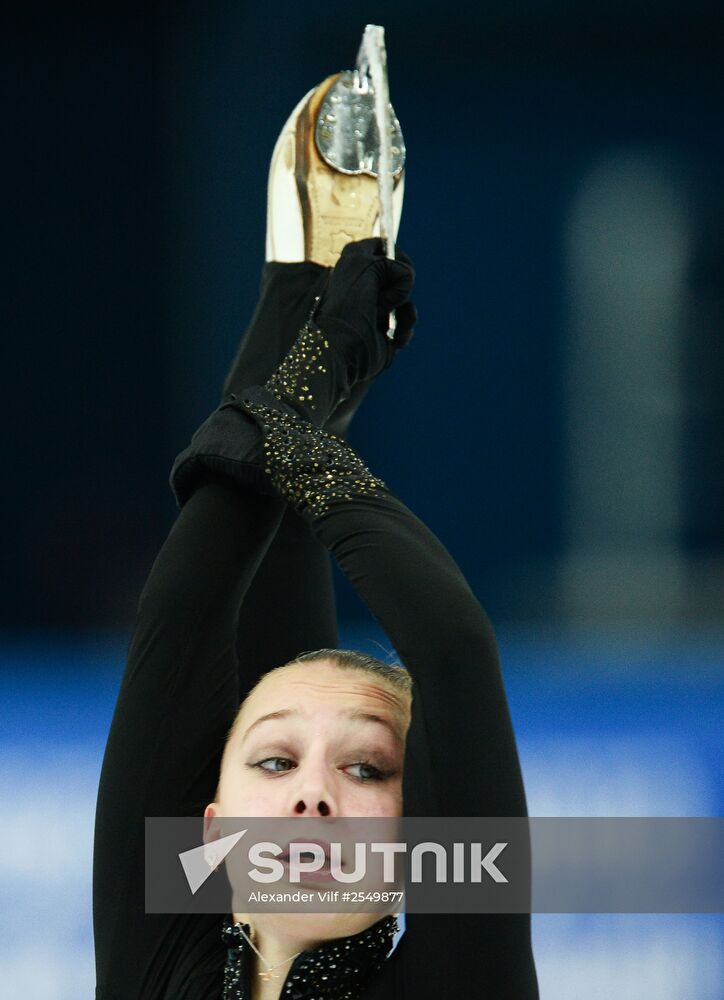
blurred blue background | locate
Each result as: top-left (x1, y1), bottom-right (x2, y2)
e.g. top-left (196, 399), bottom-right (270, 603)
top-left (5, 2), bottom-right (723, 997)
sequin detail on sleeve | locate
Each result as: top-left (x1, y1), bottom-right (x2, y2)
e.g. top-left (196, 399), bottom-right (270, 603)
top-left (239, 396), bottom-right (387, 518)
top-left (266, 320), bottom-right (331, 416)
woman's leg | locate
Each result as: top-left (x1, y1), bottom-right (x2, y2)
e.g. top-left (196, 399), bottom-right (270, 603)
top-left (93, 483), bottom-right (285, 998)
top-left (222, 261), bottom-right (330, 400)
top-left (223, 260), bottom-right (341, 681)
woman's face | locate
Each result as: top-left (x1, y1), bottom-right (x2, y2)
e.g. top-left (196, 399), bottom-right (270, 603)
top-left (209, 660), bottom-right (411, 820)
top-left (206, 660), bottom-right (411, 949)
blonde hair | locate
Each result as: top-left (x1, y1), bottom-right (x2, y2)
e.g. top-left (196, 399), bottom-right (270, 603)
top-left (284, 647), bottom-right (412, 695)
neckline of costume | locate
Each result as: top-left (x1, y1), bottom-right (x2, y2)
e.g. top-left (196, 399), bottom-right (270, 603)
top-left (221, 913), bottom-right (399, 999)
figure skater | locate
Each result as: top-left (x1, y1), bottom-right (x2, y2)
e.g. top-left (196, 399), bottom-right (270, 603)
top-left (93, 67), bottom-right (539, 1000)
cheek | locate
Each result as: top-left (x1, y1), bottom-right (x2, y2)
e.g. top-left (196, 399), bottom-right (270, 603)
top-left (220, 779), bottom-right (402, 817)
top-left (218, 766), bottom-right (280, 816)
top-left (341, 780), bottom-right (403, 817)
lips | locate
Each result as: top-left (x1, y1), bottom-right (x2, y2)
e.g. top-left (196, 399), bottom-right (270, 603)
top-left (280, 838), bottom-right (334, 864)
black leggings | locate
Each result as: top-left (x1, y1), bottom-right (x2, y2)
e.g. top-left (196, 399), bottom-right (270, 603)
top-left (93, 269), bottom-right (538, 999)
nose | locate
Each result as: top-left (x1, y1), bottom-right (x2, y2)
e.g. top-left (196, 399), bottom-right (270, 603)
top-left (287, 763), bottom-right (337, 817)
top-left (294, 798), bottom-right (331, 816)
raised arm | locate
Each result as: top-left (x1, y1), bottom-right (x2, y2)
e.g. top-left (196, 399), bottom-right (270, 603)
top-left (233, 385), bottom-right (539, 999)
top-left (236, 391), bottom-right (528, 820)
top-left (93, 484), bottom-right (286, 997)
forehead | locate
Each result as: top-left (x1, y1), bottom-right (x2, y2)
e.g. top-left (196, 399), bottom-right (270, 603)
top-left (239, 661), bottom-right (409, 728)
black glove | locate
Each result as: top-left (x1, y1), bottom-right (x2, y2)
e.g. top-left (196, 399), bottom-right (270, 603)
top-left (263, 238), bottom-right (416, 427)
top-left (324, 295), bottom-right (417, 440)
top-left (316, 237), bottom-right (416, 363)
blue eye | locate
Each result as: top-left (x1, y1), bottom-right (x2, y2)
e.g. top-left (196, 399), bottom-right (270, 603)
top-left (250, 757), bottom-right (390, 782)
top-left (345, 762), bottom-right (385, 782)
top-left (255, 757), bottom-right (295, 773)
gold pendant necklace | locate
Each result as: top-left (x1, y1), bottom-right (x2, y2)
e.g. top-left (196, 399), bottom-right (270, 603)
top-left (258, 963), bottom-right (292, 982)
top-left (234, 922), bottom-right (302, 984)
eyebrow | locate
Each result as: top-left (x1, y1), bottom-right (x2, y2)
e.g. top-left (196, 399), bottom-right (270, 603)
top-left (241, 708), bottom-right (404, 745)
top-left (241, 709), bottom-right (295, 743)
top-left (345, 709), bottom-right (405, 744)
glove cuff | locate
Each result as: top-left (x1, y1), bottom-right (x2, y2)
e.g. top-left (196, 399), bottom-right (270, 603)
top-left (238, 388), bottom-right (388, 520)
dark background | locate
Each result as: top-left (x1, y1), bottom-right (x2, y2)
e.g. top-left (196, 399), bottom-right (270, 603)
top-left (7, 1), bottom-right (724, 629)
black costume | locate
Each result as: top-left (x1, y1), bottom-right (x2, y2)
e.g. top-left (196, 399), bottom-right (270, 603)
top-left (93, 250), bottom-right (539, 999)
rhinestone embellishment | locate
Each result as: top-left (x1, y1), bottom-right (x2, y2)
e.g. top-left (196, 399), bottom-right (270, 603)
top-left (266, 320), bottom-right (331, 417)
top-left (240, 395), bottom-right (387, 518)
top-left (222, 915), bottom-right (399, 1000)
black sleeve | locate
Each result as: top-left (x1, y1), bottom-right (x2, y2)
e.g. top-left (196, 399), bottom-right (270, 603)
top-left (93, 484), bottom-right (286, 998)
top-left (232, 505), bottom-right (339, 682)
top-left (237, 393), bottom-right (539, 999)
top-left (310, 490), bottom-right (529, 819)
top-left (238, 388), bottom-right (529, 820)
top-left (313, 492), bottom-right (539, 999)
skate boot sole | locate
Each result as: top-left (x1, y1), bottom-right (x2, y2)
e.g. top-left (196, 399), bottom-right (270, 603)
top-left (296, 74), bottom-right (383, 267)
